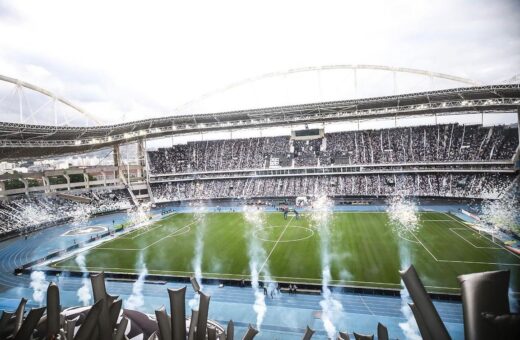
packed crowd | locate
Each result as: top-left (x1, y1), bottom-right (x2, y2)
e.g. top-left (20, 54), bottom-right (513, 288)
top-left (148, 136), bottom-right (291, 173)
top-left (148, 124), bottom-right (518, 174)
top-left (0, 189), bottom-right (132, 237)
top-left (150, 173), bottom-right (515, 202)
top-left (293, 138), bottom-right (323, 167)
top-left (320, 124), bottom-right (517, 165)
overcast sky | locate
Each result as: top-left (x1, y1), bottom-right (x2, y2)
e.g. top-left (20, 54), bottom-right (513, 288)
top-left (0, 0), bottom-right (519, 125)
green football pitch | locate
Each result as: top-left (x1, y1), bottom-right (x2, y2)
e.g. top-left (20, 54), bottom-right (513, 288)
top-left (52, 211), bottom-right (520, 294)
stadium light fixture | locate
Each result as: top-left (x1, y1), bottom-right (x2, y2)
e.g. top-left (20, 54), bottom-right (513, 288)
top-left (139, 130), bottom-right (147, 136)
top-left (74, 140), bottom-right (82, 146)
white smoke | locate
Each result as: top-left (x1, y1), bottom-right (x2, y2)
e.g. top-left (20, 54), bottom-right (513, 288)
top-left (70, 205), bottom-right (91, 227)
top-left (479, 186), bottom-right (520, 314)
top-left (387, 194), bottom-right (422, 340)
top-left (509, 287), bottom-right (519, 313)
top-left (125, 253), bottom-right (148, 310)
top-left (399, 287), bottom-right (422, 340)
top-left (319, 267), bottom-right (343, 339)
top-left (387, 194), bottom-right (420, 235)
top-left (127, 204), bottom-right (150, 226)
top-left (479, 190), bottom-right (520, 234)
top-left (243, 205), bottom-right (276, 330)
top-left (309, 195), bottom-right (343, 339)
top-left (397, 243), bottom-right (422, 340)
top-left (75, 253), bottom-right (92, 306)
top-left (250, 264), bottom-right (267, 330)
top-left (29, 271), bottom-right (48, 306)
top-left (189, 205), bottom-right (206, 310)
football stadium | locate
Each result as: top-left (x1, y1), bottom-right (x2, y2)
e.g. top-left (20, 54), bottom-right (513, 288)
top-left (1, 1), bottom-right (520, 339)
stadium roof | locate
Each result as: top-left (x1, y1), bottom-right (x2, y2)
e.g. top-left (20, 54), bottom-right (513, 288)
top-left (0, 84), bottom-right (519, 161)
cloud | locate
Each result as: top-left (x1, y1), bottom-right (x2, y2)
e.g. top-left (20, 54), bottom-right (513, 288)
top-left (0, 0), bottom-right (518, 125)
top-left (0, 1), bottom-right (20, 22)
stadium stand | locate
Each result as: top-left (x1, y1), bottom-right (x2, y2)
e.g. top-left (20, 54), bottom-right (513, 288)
top-left (0, 189), bottom-right (132, 237)
top-left (145, 122), bottom-right (518, 204)
top-left (147, 124), bottom-right (518, 175)
top-left (150, 173), bottom-right (515, 202)
top-left (147, 136), bottom-right (291, 173)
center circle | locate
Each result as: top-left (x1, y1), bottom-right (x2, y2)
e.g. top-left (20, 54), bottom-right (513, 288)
top-left (253, 226), bottom-right (314, 243)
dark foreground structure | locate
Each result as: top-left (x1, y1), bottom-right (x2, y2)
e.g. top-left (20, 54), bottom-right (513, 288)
top-left (1, 266), bottom-right (518, 340)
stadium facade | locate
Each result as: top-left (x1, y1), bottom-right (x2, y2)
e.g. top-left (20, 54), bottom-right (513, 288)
top-left (0, 84), bottom-right (519, 205)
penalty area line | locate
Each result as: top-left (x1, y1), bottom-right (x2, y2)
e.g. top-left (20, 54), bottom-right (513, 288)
top-left (443, 213), bottom-right (520, 261)
top-left (449, 228), bottom-right (501, 249)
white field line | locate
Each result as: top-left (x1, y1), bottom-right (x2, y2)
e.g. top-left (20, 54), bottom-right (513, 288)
top-left (411, 222), bottom-right (520, 266)
top-left (410, 232), bottom-right (439, 261)
top-left (121, 213), bottom-right (180, 240)
top-left (436, 259), bottom-right (520, 266)
top-left (258, 216), bottom-right (294, 273)
top-left (53, 211), bottom-right (520, 291)
top-left (449, 228), bottom-right (501, 249)
top-left (254, 225), bottom-right (314, 243)
top-left (142, 224), bottom-right (193, 250)
top-left (54, 217), bottom-right (197, 265)
top-left (128, 223), bottom-right (166, 239)
top-left (96, 221), bottom-right (195, 251)
top-left (96, 227), bottom-right (191, 251)
top-left (396, 232), bottom-right (420, 244)
top-left (331, 211), bottom-right (447, 214)
top-left (443, 213), bottom-right (520, 261)
top-left (51, 265), bottom-right (465, 290)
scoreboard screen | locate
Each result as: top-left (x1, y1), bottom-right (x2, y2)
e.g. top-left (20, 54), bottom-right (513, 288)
top-left (293, 129), bottom-right (321, 137)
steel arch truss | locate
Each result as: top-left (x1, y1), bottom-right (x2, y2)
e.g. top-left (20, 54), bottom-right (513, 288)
top-left (0, 74), bottom-right (100, 126)
top-left (0, 84), bottom-right (519, 161)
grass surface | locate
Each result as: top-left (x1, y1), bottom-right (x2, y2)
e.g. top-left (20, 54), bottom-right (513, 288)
top-left (52, 211), bottom-right (520, 293)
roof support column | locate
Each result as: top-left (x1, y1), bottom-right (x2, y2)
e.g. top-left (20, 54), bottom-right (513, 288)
top-left (17, 84), bottom-right (23, 123)
top-left (20, 178), bottom-right (28, 196)
top-left (0, 181), bottom-right (5, 201)
top-left (514, 108), bottom-right (520, 167)
top-left (517, 108), bottom-right (520, 142)
top-left (83, 172), bottom-right (90, 189)
top-left (42, 176), bottom-right (50, 193)
top-left (63, 174), bottom-right (70, 191)
top-left (113, 143), bottom-right (123, 183)
top-left (113, 143), bottom-right (121, 168)
top-left (137, 138), bottom-right (146, 179)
